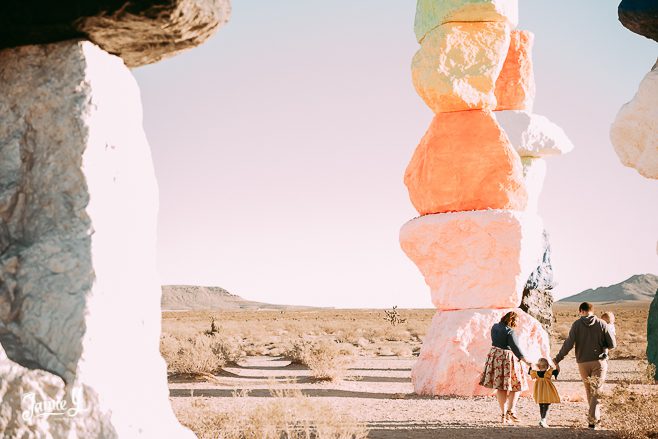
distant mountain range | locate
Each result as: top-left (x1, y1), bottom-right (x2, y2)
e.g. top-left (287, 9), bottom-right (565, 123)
top-left (559, 274), bottom-right (658, 303)
top-left (161, 285), bottom-right (319, 311)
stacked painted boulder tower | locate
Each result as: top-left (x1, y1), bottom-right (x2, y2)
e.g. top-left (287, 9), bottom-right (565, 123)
top-left (610, 0), bottom-right (658, 179)
top-left (401, 0), bottom-right (574, 396)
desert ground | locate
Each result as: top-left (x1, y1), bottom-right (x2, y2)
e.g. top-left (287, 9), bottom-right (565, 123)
top-left (163, 302), bottom-right (657, 438)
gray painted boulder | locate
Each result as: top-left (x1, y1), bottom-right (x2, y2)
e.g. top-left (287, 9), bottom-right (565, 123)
top-left (520, 230), bottom-right (555, 333)
top-left (618, 0), bottom-right (658, 42)
top-left (0, 40), bottom-right (194, 438)
top-left (0, 0), bottom-right (231, 67)
top-left (649, 291), bottom-right (658, 381)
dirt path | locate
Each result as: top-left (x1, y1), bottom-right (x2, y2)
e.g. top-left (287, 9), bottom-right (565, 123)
top-left (168, 356), bottom-right (643, 438)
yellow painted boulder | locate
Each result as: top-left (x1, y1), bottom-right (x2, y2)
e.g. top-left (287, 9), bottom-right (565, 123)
top-left (399, 210), bottom-right (544, 310)
top-left (404, 110), bottom-right (527, 215)
top-left (414, 0), bottom-right (518, 43)
top-left (412, 22), bottom-right (510, 113)
top-left (495, 30), bottom-right (535, 111)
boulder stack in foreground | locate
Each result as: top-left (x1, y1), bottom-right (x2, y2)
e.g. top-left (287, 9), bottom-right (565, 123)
top-left (401, 0), bottom-right (574, 396)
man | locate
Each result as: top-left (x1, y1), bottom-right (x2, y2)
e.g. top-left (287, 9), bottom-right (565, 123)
top-left (553, 302), bottom-right (616, 429)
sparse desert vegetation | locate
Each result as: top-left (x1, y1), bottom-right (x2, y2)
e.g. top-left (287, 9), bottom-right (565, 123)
top-left (163, 302), bottom-right (655, 438)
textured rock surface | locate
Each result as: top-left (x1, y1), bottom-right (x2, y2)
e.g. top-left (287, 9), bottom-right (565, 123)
top-left (494, 30), bottom-right (535, 111)
top-left (400, 210), bottom-right (544, 310)
top-left (0, 0), bottom-right (231, 67)
top-left (610, 62), bottom-right (658, 179)
top-left (404, 110), bottom-right (527, 215)
top-left (520, 230), bottom-right (555, 333)
top-left (521, 157), bottom-right (546, 213)
top-left (0, 40), bottom-right (194, 438)
top-left (412, 308), bottom-right (550, 396)
top-left (649, 292), bottom-right (658, 380)
top-left (412, 22), bottom-right (510, 113)
top-left (618, 0), bottom-right (658, 42)
top-left (495, 110), bottom-right (575, 157)
top-left (414, 0), bottom-right (518, 43)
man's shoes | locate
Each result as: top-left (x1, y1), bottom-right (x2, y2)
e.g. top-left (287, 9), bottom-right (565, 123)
top-left (539, 419), bottom-right (549, 428)
top-left (588, 423), bottom-right (597, 429)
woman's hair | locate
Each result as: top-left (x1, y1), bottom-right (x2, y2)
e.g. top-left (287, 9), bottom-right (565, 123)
top-left (537, 358), bottom-right (549, 370)
top-left (499, 311), bottom-right (519, 328)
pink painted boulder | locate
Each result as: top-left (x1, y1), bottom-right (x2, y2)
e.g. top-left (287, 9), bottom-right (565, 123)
top-left (412, 308), bottom-right (550, 396)
top-left (399, 210), bottom-right (544, 310)
top-left (404, 110), bottom-right (527, 215)
top-left (494, 30), bottom-right (535, 111)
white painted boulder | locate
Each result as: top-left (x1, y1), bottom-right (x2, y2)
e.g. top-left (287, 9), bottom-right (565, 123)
top-left (521, 157), bottom-right (546, 213)
top-left (412, 308), bottom-right (550, 396)
top-left (412, 22), bottom-right (510, 113)
top-left (399, 210), bottom-right (544, 310)
top-left (414, 0), bottom-right (518, 43)
top-left (0, 40), bottom-right (194, 438)
top-left (610, 61), bottom-right (658, 179)
top-left (494, 110), bottom-right (575, 157)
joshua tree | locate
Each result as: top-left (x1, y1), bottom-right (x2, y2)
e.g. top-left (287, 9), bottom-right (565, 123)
top-left (384, 306), bottom-right (407, 326)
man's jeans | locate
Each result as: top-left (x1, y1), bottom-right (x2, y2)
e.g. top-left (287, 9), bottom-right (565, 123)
top-left (577, 360), bottom-right (608, 424)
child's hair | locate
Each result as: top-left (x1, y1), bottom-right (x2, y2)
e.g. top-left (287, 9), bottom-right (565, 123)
top-left (536, 358), bottom-right (549, 371)
top-left (601, 311), bottom-right (615, 324)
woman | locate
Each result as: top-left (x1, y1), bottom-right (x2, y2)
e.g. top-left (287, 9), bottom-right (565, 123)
top-left (479, 311), bottom-right (532, 424)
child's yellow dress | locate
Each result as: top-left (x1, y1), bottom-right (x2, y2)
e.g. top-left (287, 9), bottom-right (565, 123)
top-left (530, 367), bottom-right (561, 403)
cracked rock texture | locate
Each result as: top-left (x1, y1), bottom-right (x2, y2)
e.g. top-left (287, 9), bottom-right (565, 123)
top-left (412, 21), bottom-right (510, 113)
top-left (520, 230), bottom-right (555, 334)
top-left (400, 210), bottom-right (544, 311)
top-left (618, 0), bottom-right (658, 42)
top-left (0, 0), bottom-right (231, 67)
top-left (414, 0), bottom-right (518, 43)
top-left (610, 61), bottom-right (658, 179)
top-left (412, 308), bottom-right (549, 396)
top-left (0, 40), bottom-right (194, 438)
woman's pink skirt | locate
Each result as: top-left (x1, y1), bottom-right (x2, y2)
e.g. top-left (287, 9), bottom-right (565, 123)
top-left (479, 346), bottom-right (528, 392)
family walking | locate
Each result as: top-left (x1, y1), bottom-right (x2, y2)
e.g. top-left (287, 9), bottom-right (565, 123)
top-left (479, 302), bottom-right (617, 428)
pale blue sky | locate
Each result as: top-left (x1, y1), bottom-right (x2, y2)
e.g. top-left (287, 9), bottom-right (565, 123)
top-left (134, 0), bottom-right (657, 308)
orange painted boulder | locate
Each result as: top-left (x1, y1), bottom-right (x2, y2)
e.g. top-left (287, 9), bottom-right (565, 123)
top-left (414, 0), bottom-right (518, 43)
top-left (399, 210), bottom-right (544, 310)
top-left (412, 308), bottom-right (550, 396)
top-left (494, 30), bottom-right (535, 111)
top-left (412, 22), bottom-right (510, 113)
top-left (404, 110), bottom-right (527, 215)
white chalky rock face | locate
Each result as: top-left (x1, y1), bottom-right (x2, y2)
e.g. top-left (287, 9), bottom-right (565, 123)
top-left (400, 210), bottom-right (544, 310)
top-left (494, 110), bottom-right (575, 157)
top-left (412, 308), bottom-right (550, 396)
top-left (610, 63), bottom-right (658, 179)
top-left (412, 21), bottom-right (511, 113)
top-left (0, 40), bottom-right (194, 438)
top-left (414, 0), bottom-right (518, 43)
top-left (521, 157), bottom-right (546, 213)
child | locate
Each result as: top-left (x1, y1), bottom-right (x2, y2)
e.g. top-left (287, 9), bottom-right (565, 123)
top-left (600, 311), bottom-right (616, 360)
top-left (529, 358), bottom-right (560, 428)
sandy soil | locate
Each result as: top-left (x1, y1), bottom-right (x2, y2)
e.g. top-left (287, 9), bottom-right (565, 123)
top-left (167, 356), bottom-right (651, 438)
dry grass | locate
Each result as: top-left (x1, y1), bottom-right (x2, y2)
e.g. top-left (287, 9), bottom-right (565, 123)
top-left (602, 384), bottom-right (658, 438)
top-left (176, 388), bottom-right (368, 439)
top-left (282, 338), bottom-right (353, 381)
top-left (160, 333), bottom-right (244, 376)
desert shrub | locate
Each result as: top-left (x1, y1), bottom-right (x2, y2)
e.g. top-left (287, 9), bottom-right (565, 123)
top-left (177, 390), bottom-right (368, 439)
top-left (160, 333), bottom-right (244, 375)
top-left (283, 339), bottom-right (352, 381)
top-left (383, 306), bottom-right (407, 326)
top-left (602, 382), bottom-right (658, 439)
